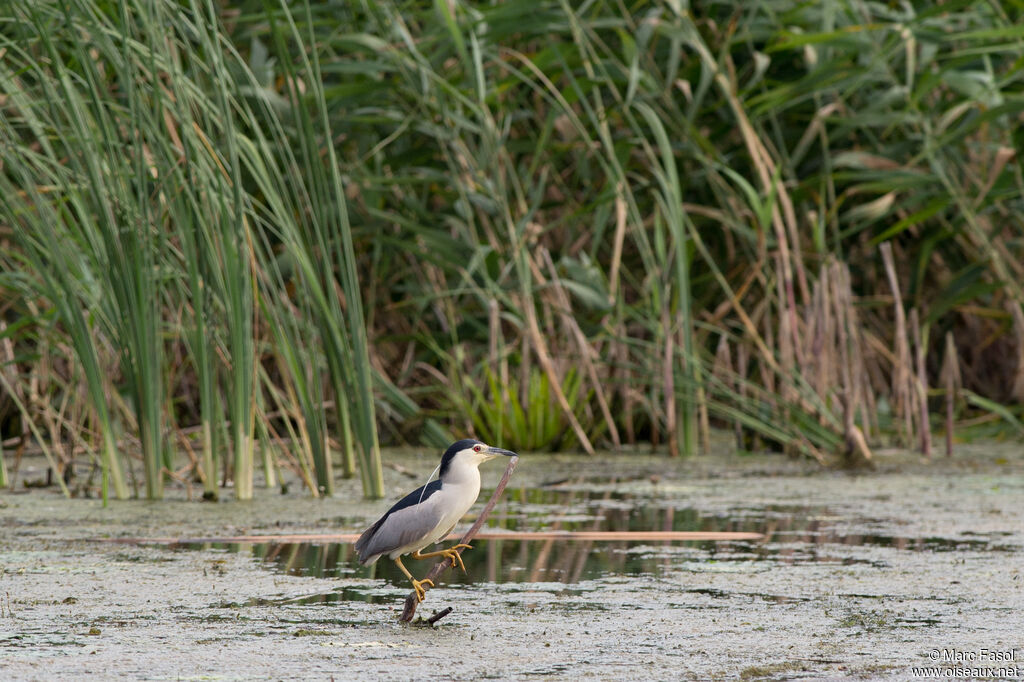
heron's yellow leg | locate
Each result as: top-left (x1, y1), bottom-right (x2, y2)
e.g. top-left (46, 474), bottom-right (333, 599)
top-left (412, 543), bottom-right (474, 573)
top-left (393, 556), bottom-right (433, 602)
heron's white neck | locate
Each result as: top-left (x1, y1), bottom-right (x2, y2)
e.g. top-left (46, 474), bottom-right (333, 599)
top-left (440, 453), bottom-right (484, 490)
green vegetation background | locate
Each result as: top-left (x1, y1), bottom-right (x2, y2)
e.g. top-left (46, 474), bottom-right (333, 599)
top-left (1, 0), bottom-right (1022, 501)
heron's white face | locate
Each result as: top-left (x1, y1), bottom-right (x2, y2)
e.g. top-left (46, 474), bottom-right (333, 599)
top-left (438, 445), bottom-right (495, 484)
top-left (444, 444), bottom-right (496, 473)
top-left (467, 442), bottom-right (499, 463)
top-left (439, 440), bottom-right (517, 483)
top-left (451, 442), bottom-right (517, 470)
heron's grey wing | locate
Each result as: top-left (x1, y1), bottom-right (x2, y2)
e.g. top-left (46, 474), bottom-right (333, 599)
top-left (354, 480), bottom-right (444, 563)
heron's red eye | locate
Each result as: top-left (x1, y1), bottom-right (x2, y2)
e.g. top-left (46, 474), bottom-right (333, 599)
top-left (473, 444), bottom-right (483, 452)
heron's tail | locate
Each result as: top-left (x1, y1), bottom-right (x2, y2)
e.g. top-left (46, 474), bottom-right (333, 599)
top-left (354, 524), bottom-right (382, 565)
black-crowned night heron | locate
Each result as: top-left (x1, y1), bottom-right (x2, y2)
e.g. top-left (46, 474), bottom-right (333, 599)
top-left (354, 439), bottom-right (517, 602)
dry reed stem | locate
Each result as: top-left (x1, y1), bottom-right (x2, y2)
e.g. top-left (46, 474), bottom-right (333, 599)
top-left (702, 47), bottom-right (810, 322)
top-left (941, 331), bottom-right (961, 458)
top-left (0, 321), bottom-right (22, 470)
top-left (488, 298), bottom-right (501, 380)
top-left (522, 294), bottom-right (594, 455)
top-left (662, 304), bottom-right (677, 457)
top-left (697, 383), bottom-right (711, 456)
top-left (518, 335), bottom-right (531, 421)
top-left (399, 455), bottom-right (519, 623)
top-left (909, 309), bottom-right (931, 458)
top-left (880, 243), bottom-right (915, 446)
top-left (607, 184), bottom-right (627, 303)
top-left (842, 264), bottom-right (868, 438)
top-left (775, 258), bottom-right (795, 453)
top-left (831, 262), bottom-right (855, 444)
top-left (831, 262), bottom-right (872, 464)
top-left (616, 321), bottom-right (635, 444)
top-left (845, 424), bottom-right (873, 467)
top-left (844, 273), bottom-right (873, 441)
top-left (714, 335), bottom-right (743, 451)
top-left (725, 58), bottom-right (809, 319)
top-left (757, 303), bottom-right (778, 450)
top-left (974, 147), bottom-right (1016, 210)
top-left (540, 249), bottom-right (621, 447)
top-left (808, 271), bottom-right (827, 400)
top-left (684, 155), bottom-right (781, 383)
top-left (1009, 302), bottom-right (1024, 402)
top-left (736, 343), bottom-right (749, 451)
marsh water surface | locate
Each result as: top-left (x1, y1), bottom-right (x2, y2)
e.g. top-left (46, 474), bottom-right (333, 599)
top-left (2, 445), bottom-right (1022, 680)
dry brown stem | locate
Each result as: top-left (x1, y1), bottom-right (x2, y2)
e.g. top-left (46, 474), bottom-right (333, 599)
top-left (941, 332), bottom-right (961, 458)
top-left (880, 242), bottom-right (915, 446)
top-left (521, 274), bottom-right (595, 455)
top-left (909, 309), bottom-right (931, 458)
top-left (541, 248), bottom-right (620, 447)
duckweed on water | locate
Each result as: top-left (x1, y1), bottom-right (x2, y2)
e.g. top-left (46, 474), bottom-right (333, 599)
top-left (2, 449), bottom-right (1023, 680)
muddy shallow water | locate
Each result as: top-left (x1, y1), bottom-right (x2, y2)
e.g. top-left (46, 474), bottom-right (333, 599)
top-left (2, 444), bottom-right (1023, 680)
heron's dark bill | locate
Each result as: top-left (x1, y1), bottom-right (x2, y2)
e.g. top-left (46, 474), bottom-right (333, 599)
top-left (488, 447), bottom-right (518, 457)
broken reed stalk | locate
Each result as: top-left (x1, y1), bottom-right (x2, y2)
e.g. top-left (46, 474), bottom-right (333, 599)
top-left (399, 455), bottom-right (519, 623)
top-left (909, 309), bottom-right (931, 458)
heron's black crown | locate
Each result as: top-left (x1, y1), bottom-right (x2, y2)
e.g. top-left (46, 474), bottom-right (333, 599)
top-left (439, 438), bottom-right (484, 479)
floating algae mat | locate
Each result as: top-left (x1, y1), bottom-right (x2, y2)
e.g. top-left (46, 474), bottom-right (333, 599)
top-left (6, 451), bottom-right (1024, 681)
top-left (163, 482), bottom-right (1018, 604)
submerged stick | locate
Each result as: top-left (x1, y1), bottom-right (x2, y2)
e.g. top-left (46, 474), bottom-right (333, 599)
top-left (425, 607), bottom-right (453, 625)
top-left (399, 455), bottom-right (519, 623)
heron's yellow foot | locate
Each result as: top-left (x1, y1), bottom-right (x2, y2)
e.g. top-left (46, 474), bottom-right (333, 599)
top-left (411, 577), bottom-right (434, 602)
top-left (413, 543), bottom-right (474, 573)
top-left (444, 543), bottom-right (473, 572)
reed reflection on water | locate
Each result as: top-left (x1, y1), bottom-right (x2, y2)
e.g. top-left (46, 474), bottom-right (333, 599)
top-left (175, 481), bottom-right (1012, 603)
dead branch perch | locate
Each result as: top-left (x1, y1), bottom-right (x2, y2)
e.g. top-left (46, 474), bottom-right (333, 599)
top-left (399, 455), bottom-right (520, 623)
